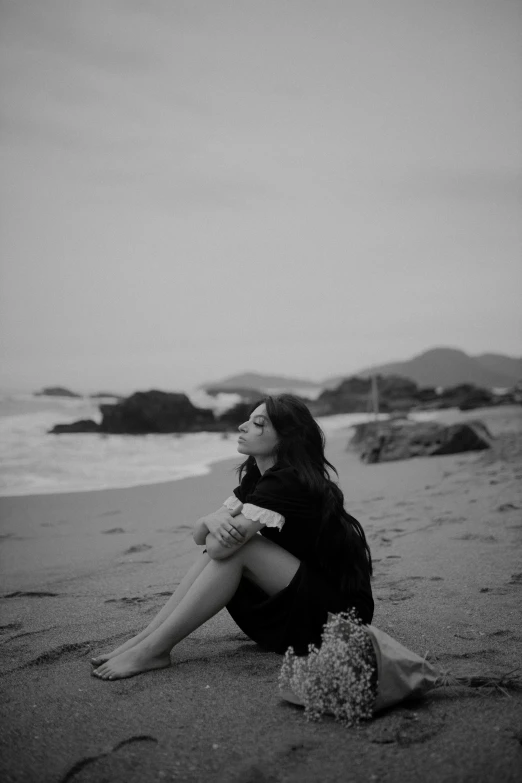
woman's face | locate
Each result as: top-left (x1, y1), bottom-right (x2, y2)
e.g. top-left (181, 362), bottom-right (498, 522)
top-left (237, 404), bottom-right (279, 459)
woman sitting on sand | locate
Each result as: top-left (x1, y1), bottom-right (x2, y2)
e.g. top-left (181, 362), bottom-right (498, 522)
top-left (92, 394), bottom-right (373, 680)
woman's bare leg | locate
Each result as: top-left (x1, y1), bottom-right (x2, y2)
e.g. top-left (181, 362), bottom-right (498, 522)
top-left (91, 551), bottom-right (212, 665)
top-left (92, 537), bottom-right (299, 680)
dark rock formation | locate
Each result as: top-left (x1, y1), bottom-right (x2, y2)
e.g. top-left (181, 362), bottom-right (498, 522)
top-left (350, 419), bottom-right (492, 463)
top-left (35, 386), bottom-right (81, 398)
top-left (457, 387), bottom-right (494, 411)
top-left (310, 375), bottom-right (507, 417)
top-left (49, 419), bottom-right (100, 434)
top-left (434, 384), bottom-right (491, 410)
top-left (98, 390), bottom-right (216, 434)
top-left (432, 421), bottom-right (493, 454)
top-left (312, 375), bottom-right (420, 416)
top-left (311, 377), bottom-right (374, 415)
top-left (50, 390), bottom-right (221, 435)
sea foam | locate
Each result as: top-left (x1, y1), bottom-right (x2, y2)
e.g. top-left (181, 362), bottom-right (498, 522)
top-left (0, 393), bottom-right (422, 497)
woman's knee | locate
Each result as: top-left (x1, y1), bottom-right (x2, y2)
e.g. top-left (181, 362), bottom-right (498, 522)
top-left (225, 535), bottom-right (276, 571)
top-left (237, 534), bottom-right (271, 560)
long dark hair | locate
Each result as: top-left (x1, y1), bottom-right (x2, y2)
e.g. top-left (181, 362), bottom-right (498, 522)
top-left (237, 394), bottom-right (372, 596)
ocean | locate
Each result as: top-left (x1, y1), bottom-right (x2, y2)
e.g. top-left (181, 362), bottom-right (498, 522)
top-left (0, 391), bottom-right (428, 498)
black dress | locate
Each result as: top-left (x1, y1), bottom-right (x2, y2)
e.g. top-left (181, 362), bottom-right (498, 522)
top-left (226, 464), bottom-right (374, 655)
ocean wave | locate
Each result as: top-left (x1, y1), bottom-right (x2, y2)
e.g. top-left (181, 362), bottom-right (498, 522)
top-left (0, 394), bottom-right (431, 497)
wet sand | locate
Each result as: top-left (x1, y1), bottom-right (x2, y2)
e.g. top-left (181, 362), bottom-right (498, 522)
top-left (1, 406), bottom-right (521, 783)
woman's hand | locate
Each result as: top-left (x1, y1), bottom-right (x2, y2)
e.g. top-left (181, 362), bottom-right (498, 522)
top-left (195, 510), bottom-right (247, 548)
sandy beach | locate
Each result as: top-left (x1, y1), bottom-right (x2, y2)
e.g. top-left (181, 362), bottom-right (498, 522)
top-left (1, 406), bottom-right (521, 783)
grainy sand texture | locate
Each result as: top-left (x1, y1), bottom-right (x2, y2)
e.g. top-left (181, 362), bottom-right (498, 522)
top-left (1, 406), bottom-right (521, 783)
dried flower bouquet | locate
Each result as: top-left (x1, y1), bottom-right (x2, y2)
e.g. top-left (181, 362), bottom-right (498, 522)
top-left (279, 611), bottom-right (521, 727)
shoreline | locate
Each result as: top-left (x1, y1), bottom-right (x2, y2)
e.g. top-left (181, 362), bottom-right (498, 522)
top-left (2, 405), bottom-right (518, 500)
top-left (1, 406), bottom-right (521, 782)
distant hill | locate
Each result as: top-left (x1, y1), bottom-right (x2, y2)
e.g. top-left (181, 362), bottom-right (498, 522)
top-left (474, 353), bottom-right (522, 382)
top-left (325, 348), bottom-right (521, 389)
top-left (201, 372), bottom-right (322, 392)
top-left (203, 348), bottom-right (521, 396)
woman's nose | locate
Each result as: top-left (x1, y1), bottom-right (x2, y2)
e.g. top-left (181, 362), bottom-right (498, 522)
top-left (238, 422), bottom-right (247, 433)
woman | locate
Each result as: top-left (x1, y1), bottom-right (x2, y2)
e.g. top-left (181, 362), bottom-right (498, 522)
top-left (91, 394), bottom-right (373, 680)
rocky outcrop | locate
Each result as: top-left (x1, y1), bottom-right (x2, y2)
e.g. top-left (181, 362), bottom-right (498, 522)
top-left (50, 390), bottom-right (220, 435)
top-left (311, 375), bottom-right (419, 416)
top-left (456, 386), bottom-right (494, 411)
top-left (308, 375), bottom-right (515, 416)
top-left (97, 391), bottom-right (216, 434)
top-left (350, 419), bottom-right (492, 463)
top-left (35, 386), bottom-right (81, 398)
top-left (50, 419), bottom-right (100, 434)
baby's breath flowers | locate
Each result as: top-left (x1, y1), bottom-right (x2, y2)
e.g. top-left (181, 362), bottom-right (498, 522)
top-left (280, 612), bottom-right (522, 725)
top-left (279, 610), bottom-right (377, 727)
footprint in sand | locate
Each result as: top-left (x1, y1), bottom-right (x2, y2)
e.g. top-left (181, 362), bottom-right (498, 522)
top-left (124, 544), bottom-right (152, 554)
top-left (479, 586), bottom-right (508, 595)
top-left (452, 533), bottom-right (498, 543)
top-left (23, 641), bottom-right (91, 668)
top-left (2, 590), bottom-right (59, 598)
top-left (60, 734), bottom-right (158, 783)
top-left (0, 622), bottom-right (23, 633)
top-left (105, 595), bottom-right (150, 604)
top-left (377, 589), bottom-right (415, 603)
top-left (433, 514), bottom-right (466, 525)
top-left (41, 520), bottom-right (69, 527)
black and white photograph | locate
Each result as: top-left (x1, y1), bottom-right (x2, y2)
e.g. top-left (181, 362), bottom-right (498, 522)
top-left (1, 2), bottom-right (521, 781)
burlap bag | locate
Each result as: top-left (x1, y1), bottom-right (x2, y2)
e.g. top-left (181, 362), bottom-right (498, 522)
top-left (365, 625), bottom-right (438, 712)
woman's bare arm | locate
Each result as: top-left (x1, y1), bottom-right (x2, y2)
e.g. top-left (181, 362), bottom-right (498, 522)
top-left (192, 504), bottom-right (243, 545)
top-left (205, 513), bottom-right (264, 560)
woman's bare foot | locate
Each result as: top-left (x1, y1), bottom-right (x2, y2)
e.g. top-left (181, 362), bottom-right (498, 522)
top-left (90, 631), bottom-right (151, 667)
top-left (91, 646), bottom-right (171, 680)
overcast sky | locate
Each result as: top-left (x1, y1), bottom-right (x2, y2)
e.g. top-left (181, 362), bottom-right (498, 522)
top-left (1, 0), bottom-right (521, 393)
